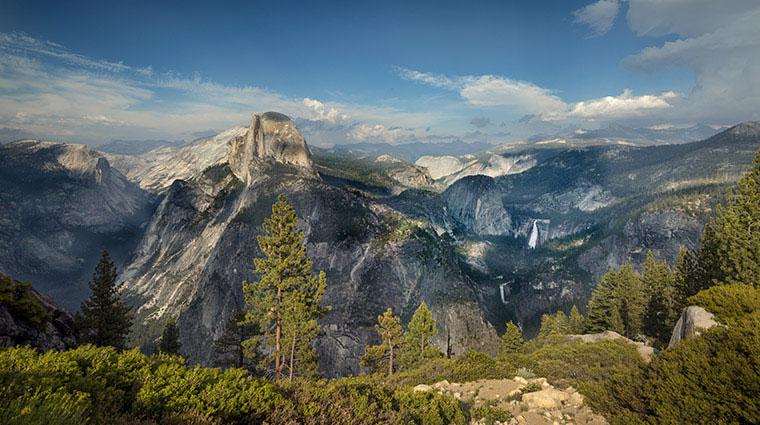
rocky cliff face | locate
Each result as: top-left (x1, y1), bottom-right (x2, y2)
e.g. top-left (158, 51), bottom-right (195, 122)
top-left (230, 112), bottom-right (314, 180)
top-left (118, 114), bottom-right (497, 376)
top-left (0, 141), bottom-right (155, 309)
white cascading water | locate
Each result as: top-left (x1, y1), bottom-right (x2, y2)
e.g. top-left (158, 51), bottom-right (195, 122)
top-left (528, 219), bottom-right (539, 249)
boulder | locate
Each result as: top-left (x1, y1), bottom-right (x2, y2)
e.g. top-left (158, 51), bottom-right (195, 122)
top-left (668, 306), bottom-right (719, 349)
top-left (565, 331), bottom-right (655, 362)
top-left (521, 388), bottom-right (569, 410)
top-left (412, 384), bottom-right (432, 393)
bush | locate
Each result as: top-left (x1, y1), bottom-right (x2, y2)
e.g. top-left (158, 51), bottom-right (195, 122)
top-left (469, 403), bottom-right (512, 425)
top-left (0, 388), bottom-right (91, 425)
top-left (527, 339), bottom-right (648, 421)
top-left (283, 376), bottom-right (466, 424)
top-left (644, 312), bottom-right (760, 424)
top-left (387, 352), bottom-right (513, 388)
top-left (0, 274), bottom-right (51, 328)
top-left (687, 284), bottom-right (760, 325)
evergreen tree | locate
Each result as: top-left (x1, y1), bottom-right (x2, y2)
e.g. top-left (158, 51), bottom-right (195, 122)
top-left (242, 195), bottom-right (328, 381)
top-left (586, 268), bottom-right (625, 335)
top-left (158, 318), bottom-right (181, 355)
top-left (214, 310), bottom-right (261, 370)
top-left (361, 308), bottom-right (404, 375)
top-left (76, 250), bottom-right (132, 349)
top-left (673, 246), bottom-right (700, 312)
top-left (695, 151), bottom-right (760, 289)
top-left (399, 302), bottom-right (440, 369)
top-left (641, 252), bottom-right (677, 345)
top-left (586, 264), bottom-right (645, 338)
top-left (498, 321), bottom-right (524, 357)
top-left (616, 264), bottom-right (645, 339)
top-left (538, 310), bottom-right (569, 337)
top-left (568, 305), bottom-right (585, 334)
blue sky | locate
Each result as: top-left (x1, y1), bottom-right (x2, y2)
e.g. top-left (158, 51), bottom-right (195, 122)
top-left (1, 0), bottom-right (759, 146)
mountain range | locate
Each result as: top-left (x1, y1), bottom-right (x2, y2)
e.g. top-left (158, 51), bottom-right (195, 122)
top-left (0, 113), bottom-right (757, 377)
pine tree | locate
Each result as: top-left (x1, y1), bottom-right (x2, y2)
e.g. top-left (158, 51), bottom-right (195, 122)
top-left (568, 305), bottom-right (585, 334)
top-left (673, 246), bottom-right (700, 312)
top-left (586, 268), bottom-right (625, 334)
top-left (617, 264), bottom-right (645, 339)
top-left (361, 308), bottom-right (404, 375)
top-left (158, 318), bottom-right (181, 355)
top-left (641, 252), bottom-right (677, 345)
top-left (498, 321), bottom-right (524, 357)
top-left (76, 250), bottom-right (132, 349)
top-left (399, 302), bottom-right (440, 369)
top-left (695, 151), bottom-right (760, 288)
top-left (538, 310), bottom-right (569, 337)
top-left (242, 195), bottom-right (328, 381)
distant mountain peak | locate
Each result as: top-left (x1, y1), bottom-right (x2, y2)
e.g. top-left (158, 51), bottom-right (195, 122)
top-left (726, 121), bottom-right (760, 137)
top-left (229, 112), bottom-right (314, 183)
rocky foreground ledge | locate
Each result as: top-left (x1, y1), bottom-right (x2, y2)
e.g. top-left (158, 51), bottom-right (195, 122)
top-left (415, 376), bottom-right (607, 425)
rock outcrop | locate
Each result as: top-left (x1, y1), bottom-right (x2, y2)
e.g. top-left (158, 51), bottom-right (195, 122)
top-left (229, 112), bottom-right (314, 183)
top-left (668, 306), bottom-right (719, 349)
top-left (0, 275), bottom-right (76, 350)
top-left (420, 376), bottom-right (608, 424)
top-left (565, 331), bottom-right (655, 363)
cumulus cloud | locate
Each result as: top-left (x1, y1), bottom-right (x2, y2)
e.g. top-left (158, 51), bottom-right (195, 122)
top-left (567, 89), bottom-right (678, 120)
top-left (302, 97), bottom-right (349, 123)
top-left (573, 0), bottom-right (620, 36)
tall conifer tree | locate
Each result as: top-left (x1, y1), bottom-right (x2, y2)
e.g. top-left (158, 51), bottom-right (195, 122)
top-left (76, 250), bottom-right (132, 349)
top-left (242, 195), bottom-right (328, 381)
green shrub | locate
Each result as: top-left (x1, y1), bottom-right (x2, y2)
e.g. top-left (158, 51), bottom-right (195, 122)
top-left (687, 284), bottom-right (760, 325)
top-left (0, 274), bottom-right (51, 328)
top-left (0, 388), bottom-right (91, 425)
top-left (527, 339), bottom-right (647, 421)
top-left (469, 403), bottom-right (512, 425)
top-left (644, 311), bottom-right (760, 424)
top-left (394, 387), bottom-right (466, 425)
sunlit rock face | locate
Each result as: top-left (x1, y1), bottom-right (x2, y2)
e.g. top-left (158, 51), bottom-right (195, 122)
top-left (229, 112), bottom-right (314, 184)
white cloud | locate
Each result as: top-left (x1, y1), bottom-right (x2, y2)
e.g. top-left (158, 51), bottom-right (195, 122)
top-left (573, 0), bottom-right (621, 36)
top-left (302, 97), bottom-right (349, 123)
top-left (459, 75), bottom-right (566, 114)
top-left (398, 67), bottom-right (567, 116)
top-left (348, 124), bottom-right (412, 144)
top-left (567, 89), bottom-right (678, 120)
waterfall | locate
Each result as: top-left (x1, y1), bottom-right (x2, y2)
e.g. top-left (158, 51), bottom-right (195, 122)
top-left (528, 219), bottom-right (539, 249)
